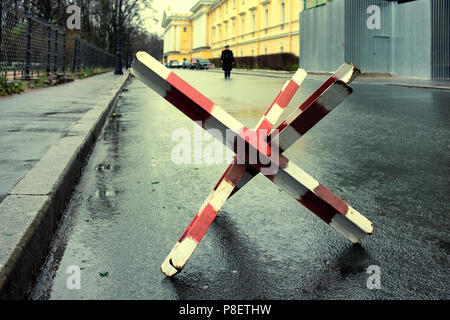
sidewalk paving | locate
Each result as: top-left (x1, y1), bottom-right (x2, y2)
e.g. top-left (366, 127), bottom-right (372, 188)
top-left (0, 71), bottom-right (129, 299)
top-left (0, 72), bottom-right (128, 203)
top-left (208, 68), bottom-right (450, 90)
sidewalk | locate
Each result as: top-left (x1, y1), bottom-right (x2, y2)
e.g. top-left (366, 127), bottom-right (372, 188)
top-left (208, 68), bottom-right (450, 90)
top-left (0, 71), bottom-right (129, 299)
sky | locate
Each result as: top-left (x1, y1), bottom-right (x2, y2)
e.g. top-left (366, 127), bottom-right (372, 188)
top-left (143, 0), bottom-right (199, 36)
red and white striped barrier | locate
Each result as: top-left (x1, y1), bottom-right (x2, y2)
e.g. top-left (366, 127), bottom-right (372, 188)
top-left (160, 68), bottom-right (308, 276)
top-left (131, 52), bottom-right (373, 277)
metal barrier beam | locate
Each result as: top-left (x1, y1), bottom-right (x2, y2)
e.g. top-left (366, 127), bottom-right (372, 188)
top-left (131, 51), bottom-right (373, 277)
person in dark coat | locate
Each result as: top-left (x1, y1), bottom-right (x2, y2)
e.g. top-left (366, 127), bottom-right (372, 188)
top-left (220, 45), bottom-right (235, 78)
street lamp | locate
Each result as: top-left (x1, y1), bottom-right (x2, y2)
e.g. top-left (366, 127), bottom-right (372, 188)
top-left (114, 0), bottom-right (123, 75)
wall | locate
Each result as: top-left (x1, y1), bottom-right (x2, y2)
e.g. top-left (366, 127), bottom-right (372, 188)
top-left (299, 0), bottom-right (345, 72)
top-left (299, 0), bottom-right (436, 78)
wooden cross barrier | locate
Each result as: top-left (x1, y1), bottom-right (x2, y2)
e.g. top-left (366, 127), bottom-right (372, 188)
top-left (131, 52), bottom-right (373, 277)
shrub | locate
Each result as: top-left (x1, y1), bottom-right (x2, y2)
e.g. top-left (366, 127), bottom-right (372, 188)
top-left (211, 53), bottom-right (298, 71)
top-left (0, 76), bottom-right (25, 96)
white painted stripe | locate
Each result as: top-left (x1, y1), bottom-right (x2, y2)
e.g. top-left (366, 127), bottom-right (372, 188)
top-left (171, 237), bottom-right (198, 269)
top-left (292, 68), bottom-right (307, 85)
top-left (271, 166), bottom-right (309, 198)
top-left (344, 206), bottom-right (374, 235)
top-left (277, 125), bottom-right (302, 152)
top-left (136, 51), bottom-right (171, 80)
top-left (330, 214), bottom-right (368, 243)
top-left (283, 162), bottom-right (320, 193)
top-left (161, 242), bottom-right (182, 276)
top-left (131, 53), bottom-right (172, 98)
top-left (265, 103), bottom-right (284, 125)
top-left (208, 178), bottom-right (236, 212)
top-left (333, 63), bottom-right (354, 84)
top-left (210, 105), bottom-right (245, 133)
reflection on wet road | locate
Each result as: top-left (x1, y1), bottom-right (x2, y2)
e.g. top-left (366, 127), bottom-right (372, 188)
top-left (31, 70), bottom-right (449, 299)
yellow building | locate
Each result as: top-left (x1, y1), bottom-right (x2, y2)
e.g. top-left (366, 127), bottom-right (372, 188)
top-left (162, 0), bottom-right (303, 63)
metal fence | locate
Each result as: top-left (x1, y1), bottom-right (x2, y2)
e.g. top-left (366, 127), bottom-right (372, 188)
top-left (0, 1), bottom-right (116, 79)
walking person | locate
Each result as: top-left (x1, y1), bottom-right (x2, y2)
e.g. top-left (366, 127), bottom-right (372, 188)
top-left (221, 45), bottom-right (235, 79)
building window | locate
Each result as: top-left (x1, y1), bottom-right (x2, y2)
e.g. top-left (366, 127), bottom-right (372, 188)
top-left (226, 1), bottom-right (228, 13)
top-left (233, 21), bottom-right (236, 36)
top-left (183, 27), bottom-right (187, 32)
top-left (265, 8), bottom-right (269, 31)
top-left (265, 47), bottom-right (268, 55)
top-left (233, 0), bottom-right (236, 9)
top-left (281, 2), bottom-right (285, 27)
top-left (252, 13), bottom-right (255, 33)
top-left (241, 49), bottom-right (243, 56)
top-left (280, 46), bottom-right (284, 53)
top-left (241, 17), bottom-right (245, 36)
top-left (251, 49), bottom-right (254, 56)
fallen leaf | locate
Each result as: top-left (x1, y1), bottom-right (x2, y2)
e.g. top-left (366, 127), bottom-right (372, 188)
top-left (151, 181), bottom-right (159, 185)
top-left (99, 271), bottom-right (109, 277)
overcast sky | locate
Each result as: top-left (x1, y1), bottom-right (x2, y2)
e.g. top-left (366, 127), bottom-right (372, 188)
top-left (143, 0), bottom-right (199, 36)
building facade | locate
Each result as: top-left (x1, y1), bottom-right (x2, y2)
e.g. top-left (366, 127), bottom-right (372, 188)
top-left (299, 0), bottom-right (450, 78)
top-left (162, 0), bottom-right (302, 63)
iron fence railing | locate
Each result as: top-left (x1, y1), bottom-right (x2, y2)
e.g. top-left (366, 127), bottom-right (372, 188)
top-left (0, 1), bottom-right (116, 79)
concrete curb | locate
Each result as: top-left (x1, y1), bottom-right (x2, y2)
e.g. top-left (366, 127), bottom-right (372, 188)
top-left (0, 73), bottom-right (131, 300)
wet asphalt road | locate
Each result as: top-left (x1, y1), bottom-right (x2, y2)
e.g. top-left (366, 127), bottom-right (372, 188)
top-left (31, 69), bottom-right (449, 299)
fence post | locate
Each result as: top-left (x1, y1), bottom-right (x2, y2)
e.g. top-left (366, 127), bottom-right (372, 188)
top-left (53, 25), bottom-right (58, 74)
top-left (77, 39), bottom-right (81, 72)
top-left (62, 30), bottom-right (66, 75)
top-left (72, 35), bottom-right (78, 72)
top-left (0, 1), bottom-right (3, 76)
top-left (25, 6), bottom-right (32, 79)
top-left (47, 23), bottom-right (51, 76)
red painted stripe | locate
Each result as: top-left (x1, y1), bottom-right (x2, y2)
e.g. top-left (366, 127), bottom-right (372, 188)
top-left (277, 120), bottom-right (288, 133)
top-left (179, 213), bottom-right (199, 242)
top-left (299, 76), bottom-right (336, 111)
top-left (257, 118), bottom-right (273, 133)
top-left (166, 73), bottom-right (215, 114)
top-left (297, 191), bottom-right (337, 224)
top-left (188, 204), bottom-right (218, 243)
top-left (223, 166), bottom-right (246, 185)
top-left (277, 81), bottom-right (299, 108)
top-left (165, 85), bottom-right (212, 124)
top-left (313, 184), bottom-right (349, 215)
top-left (289, 101), bottom-right (329, 136)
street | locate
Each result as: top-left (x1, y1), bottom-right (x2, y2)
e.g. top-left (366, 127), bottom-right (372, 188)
top-left (30, 69), bottom-right (449, 299)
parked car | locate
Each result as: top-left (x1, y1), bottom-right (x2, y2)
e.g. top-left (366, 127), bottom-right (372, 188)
top-left (190, 58), bottom-right (212, 70)
top-left (168, 60), bottom-right (182, 68)
top-left (182, 60), bottom-right (191, 69)
top-left (190, 58), bottom-right (200, 69)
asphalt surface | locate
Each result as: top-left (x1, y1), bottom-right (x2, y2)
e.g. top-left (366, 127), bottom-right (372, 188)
top-left (30, 69), bottom-right (449, 299)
